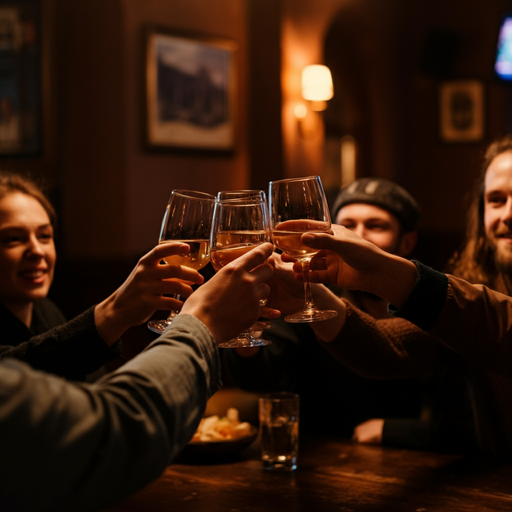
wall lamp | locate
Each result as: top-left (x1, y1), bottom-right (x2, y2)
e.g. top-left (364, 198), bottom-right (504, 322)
top-left (301, 64), bottom-right (333, 111)
top-left (295, 64), bottom-right (333, 138)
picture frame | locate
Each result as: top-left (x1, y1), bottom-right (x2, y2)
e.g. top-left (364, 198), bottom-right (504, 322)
top-left (439, 80), bottom-right (484, 143)
top-left (0, 0), bottom-right (41, 156)
top-left (144, 26), bottom-right (237, 152)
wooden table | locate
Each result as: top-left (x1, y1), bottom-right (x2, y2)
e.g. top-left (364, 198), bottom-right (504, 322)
top-left (107, 436), bottom-right (512, 511)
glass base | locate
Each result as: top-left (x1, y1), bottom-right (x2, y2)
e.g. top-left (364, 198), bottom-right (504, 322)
top-left (284, 309), bottom-right (338, 324)
top-left (262, 457), bottom-right (297, 472)
top-left (147, 318), bottom-right (173, 334)
top-left (217, 335), bottom-right (272, 349)
top-left (147, 309), bottom-right (180, 334)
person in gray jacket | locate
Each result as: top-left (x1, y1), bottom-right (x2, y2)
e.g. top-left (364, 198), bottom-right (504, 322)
top-left (0, 242), bottom-right (276, 512)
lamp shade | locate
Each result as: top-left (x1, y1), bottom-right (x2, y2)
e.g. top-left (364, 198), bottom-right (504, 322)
top-left (301, 65), bottom-right (333, 101)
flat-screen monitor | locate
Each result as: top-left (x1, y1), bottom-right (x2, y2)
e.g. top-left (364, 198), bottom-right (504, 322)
top-left (495, 15), bottom-right (512, 81)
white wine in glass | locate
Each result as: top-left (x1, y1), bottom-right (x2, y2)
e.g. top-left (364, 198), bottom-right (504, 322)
top-left (210, 196), bottom-right (272, 348)
top-left (269, 175), bottom-right (338, 323)
top-left (216, 189), bottom-right (271, 332)
top-left (147, 189), bottom-right (215, 334)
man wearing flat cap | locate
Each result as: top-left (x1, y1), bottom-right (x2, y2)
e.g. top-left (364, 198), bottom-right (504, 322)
top-left (226, 177), bottom-right (476, 454)
top-left (333, 177), bottom-right (419, 252)
top-left (329, 178), bottom-right (421, 320)
top-left (226, 181), bottom-right (418, 436)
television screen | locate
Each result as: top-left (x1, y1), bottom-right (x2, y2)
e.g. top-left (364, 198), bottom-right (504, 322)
top-left (495, 15), bottom-right (512, 80)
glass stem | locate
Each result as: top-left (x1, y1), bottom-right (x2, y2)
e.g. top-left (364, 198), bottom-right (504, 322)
top-left (167, 294), bottom-right (181, 320)
top-left (301, 259), bottom-right (315, 312)
top-left (237, 330), bottom-right (252, 341)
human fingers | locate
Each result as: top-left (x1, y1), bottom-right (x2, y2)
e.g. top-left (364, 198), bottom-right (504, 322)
top-left (249, 258), bottom-right (274, 285)
top-left (301, 228), bottom-right (389, 276)
top-left (304, 269), bottom-right (331, 284)
top-left (234, 242), bottom-right (274, 272)
top-left (301, 231), bottom-right (343, 252)
top-left (259, 305), bottom-right (281, 320)
top-left (301, 226), bottom-right (378, 259)
top-left (144, 279), bottom-right (197, 299)
top-left (280, 253), bottom-right (296, 264)
top-left (140, 241), bottom-right (191, 266)
top-left (129, 242), bottom-right (204, 285)
top-left (154, 264), bottom-right (205, 286)
top-left (309, 251), bottom-right (328, 271)
top-left (351, 419), bottom-right (384, 444)
top-left (331, 223), bottom-right (346, 236)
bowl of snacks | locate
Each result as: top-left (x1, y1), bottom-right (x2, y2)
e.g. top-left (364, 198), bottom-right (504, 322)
top-left (178, 407), bottom-right (258, 461)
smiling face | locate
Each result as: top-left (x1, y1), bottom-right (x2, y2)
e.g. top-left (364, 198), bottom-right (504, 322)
top-left (0, 192), bottom-right (56, 310)
top-left (484, 150), bottom-right (512, 268)
top-left (336, 203), bottom-right (405, 255)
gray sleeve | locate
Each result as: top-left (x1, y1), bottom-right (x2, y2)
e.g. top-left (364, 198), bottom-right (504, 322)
top-left (0, 314), bottom-right (221, 512)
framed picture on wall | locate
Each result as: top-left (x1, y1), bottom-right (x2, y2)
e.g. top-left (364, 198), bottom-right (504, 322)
top-left (0, 0), bottom-right (41, 155)
top-left (439, 80), bottom-right (484, 143)
top-left (144, 26), bottom-right (237, 152)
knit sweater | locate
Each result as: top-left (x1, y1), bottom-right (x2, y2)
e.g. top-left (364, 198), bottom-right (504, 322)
top-left (321, 262), bottom-right (512, 459)
top-left (0, 300), bottom-right (120, 381)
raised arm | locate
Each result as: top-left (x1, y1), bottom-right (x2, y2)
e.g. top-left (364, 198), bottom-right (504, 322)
top-left (0, 243), bottom-right (275, 512)
top-left (0, 242), bottom-right (208, 379)
top-left (300, 226), bottom-right (512, 377)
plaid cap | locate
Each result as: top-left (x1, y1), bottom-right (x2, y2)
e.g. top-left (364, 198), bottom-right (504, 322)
top-left (331, 178), bottom-right (421, 232)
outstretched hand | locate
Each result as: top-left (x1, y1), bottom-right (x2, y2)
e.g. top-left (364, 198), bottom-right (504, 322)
top-left (95, 242), bottom-right (206, 344)
top-left (182, 243), bottom-right (279, 344)
top-left (265, 253), bottom-right (308, 316)
top-left (293, 225), bottom-right (417, 306)
top-left (297, 225), bottom-right (388, 292)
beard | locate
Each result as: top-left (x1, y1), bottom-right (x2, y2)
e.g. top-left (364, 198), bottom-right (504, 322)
top-left (489, 237), bottom-right (512, 274)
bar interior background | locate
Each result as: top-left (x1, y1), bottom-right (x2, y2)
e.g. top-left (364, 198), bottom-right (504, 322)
top-left (1, 0), bottom-right (511, 331)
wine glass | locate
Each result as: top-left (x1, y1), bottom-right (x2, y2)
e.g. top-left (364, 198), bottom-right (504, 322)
top-left (268, 175), bottom-right (338, 323)
top-left (217, 190), bottom-right (267, 201)
top-left (210, 196), bottom-right (272, 348)
top-left (147, 190), bottom-right (215, 334)
top-left (217, 190), bottom-right (271, 332)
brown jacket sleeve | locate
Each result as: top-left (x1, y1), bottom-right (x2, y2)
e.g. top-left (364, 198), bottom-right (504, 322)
top-left (318, 300), bottom-right (442, 379)
top-left (427, 276), bottom-right (512, 378)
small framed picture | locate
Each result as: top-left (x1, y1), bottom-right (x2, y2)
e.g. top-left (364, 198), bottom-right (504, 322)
top-left (144, 26), bottom-right (237, 152)
top-left (439, 80), bottom-right (484, 143)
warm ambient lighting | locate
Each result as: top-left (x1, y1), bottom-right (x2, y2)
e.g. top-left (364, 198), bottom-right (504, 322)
top-left (295, 64), bottom-right (334, 138)
top-left (294, 103), bottom-right (308, 118)
top-left (301, 64), bottom-right (333, 111)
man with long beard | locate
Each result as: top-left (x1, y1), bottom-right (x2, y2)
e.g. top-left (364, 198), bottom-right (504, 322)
top-left (448, 135), bottom-right (512, 292)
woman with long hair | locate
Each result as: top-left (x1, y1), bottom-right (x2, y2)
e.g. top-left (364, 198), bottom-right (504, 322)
top-left (0, 171), bottom-right (205, 380)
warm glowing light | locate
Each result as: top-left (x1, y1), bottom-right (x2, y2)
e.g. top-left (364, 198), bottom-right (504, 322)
top-left (301, 65), bottom-right (333, 102)
top-left (294, 103), bottom-right (308, 118)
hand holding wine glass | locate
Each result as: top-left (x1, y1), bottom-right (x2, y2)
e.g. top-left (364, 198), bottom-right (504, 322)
top-left (216, 189), bottom-right (272, 333)
top-left (181, 242), bottom-right (276, 345)
top-left (209, 195), bottom-right (273, 348)
top-left (147, 190), bottom-right (215, 334)
top-left (269, 175), bottom-right (338, 323)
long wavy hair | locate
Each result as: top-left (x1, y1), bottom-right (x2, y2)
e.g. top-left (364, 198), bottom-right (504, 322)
top-left (446, 135), bottom-right (512, 290)
top-left (0, 171), bottom-right (56, 228)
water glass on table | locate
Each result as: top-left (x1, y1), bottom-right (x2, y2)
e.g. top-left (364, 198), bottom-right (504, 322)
top-left (259, 392), bottom-right (300, 471)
